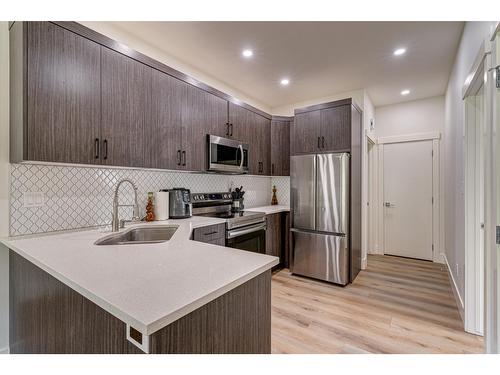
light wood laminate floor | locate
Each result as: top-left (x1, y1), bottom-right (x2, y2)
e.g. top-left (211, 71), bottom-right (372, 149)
top-left (271, 255), bottom-right (484, 354)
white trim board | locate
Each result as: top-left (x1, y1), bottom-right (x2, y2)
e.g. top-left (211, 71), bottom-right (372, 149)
top-left (443, 253), bottom-right (465, 324)
top-left (377, 131), bottom-right (441, 145)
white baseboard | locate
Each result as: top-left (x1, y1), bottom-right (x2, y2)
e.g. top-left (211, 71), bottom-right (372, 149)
top-left (443, 253), bottom-right (465, 322)
top-left (361, 256), bottom-right (367, 270)
top-left (0, 346), bottom-right (9, 354)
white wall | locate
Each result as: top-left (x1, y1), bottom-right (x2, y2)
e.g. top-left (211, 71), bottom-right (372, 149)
top-left (80, 22), bottom-right (271, 114)
top-left (372, 96), bottom-right (445, 262)
top-left (375, 96), bottom-right (445, 137)
top-left (0, 21), bottom-right (10, 354)
top-left (444, 21), bottom-right (497, 305)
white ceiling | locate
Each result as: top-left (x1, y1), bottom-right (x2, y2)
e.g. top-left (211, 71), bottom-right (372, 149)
top-left (109, 21), bottom-right (464, 108)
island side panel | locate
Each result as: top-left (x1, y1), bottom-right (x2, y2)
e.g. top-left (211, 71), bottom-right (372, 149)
top-left (9, 249), bottom-right (272, 354)
top-left (149, 270), bottom-right (271, 354)
top-left (9, 250), bottom-right (142, 354)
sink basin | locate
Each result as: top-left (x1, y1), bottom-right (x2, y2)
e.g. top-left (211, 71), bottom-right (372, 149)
top-left (95, 225), bottom-right (178, 246)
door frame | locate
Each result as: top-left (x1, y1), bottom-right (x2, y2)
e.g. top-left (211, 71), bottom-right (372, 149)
top-left (376, 132), bottom-right (442, 264)
top-left (462, 40), bottom-right (488, 336)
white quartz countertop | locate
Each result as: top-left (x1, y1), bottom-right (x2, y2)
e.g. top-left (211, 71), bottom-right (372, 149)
top-left (247, 205), bottom-right (290, 215)
top-left (1, 217), bottom-right (278, 335)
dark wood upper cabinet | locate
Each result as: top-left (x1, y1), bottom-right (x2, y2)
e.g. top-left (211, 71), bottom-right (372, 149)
top-left (229, 103), bottom-right (271, 175)
top-left (24, 22), bottom-right (101, 164)
top-left (271, 118), bottom-right (291, 176)
top-left (320, 104), bottom-right (351, 152)
top-left (293, 99), bottom-right (357, 154)
top-left (10, 21), bottom-right (274, 173)
top-left (101, 47), bottom-right (152, 168)
top-left (292, 110), bottom-right (320, 154)
top-left (146, 70), bottom-right (186, 170)
top-left (182, 86), bottom-right (229, 171)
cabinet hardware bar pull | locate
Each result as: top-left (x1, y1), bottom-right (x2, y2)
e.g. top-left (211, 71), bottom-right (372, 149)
top-left (204, 231), bottom-right (218, 236)
top-left (272, 163), bottom-right (274, 175)
top-left (177, 150), bottom-right (181, 165)
top-left (94, 138), bottom-right (100, 159)
top-left (230, 123), bottom-right (233, 136)
top-left (226, 123), bottom-right (229, 136)
top-left (103, 139), bottom-right (108, 160)
top-left (322, 136), bottom-right (325, 148)
top-left (318, 137), bottom-right (321, 149)
top-left (182, 150), bottom-right (186, 166)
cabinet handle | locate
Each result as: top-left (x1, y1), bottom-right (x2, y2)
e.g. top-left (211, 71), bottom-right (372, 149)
top-left (103, 139), bottom-right (108, 160)
top-left (322, 136), bottom-right (325, 148)
top-left (230, 123), bottom-right (233, 136)
top-left (94, 138), bottom-right (100, 159)
top-left (225, 123), bottom-right (229, 136)
top-left (177, 150), bottom-right (181, 165)
top-left (204, 231), bottom-right (218, 236)
top-left (272, 163), bottom-right (275, 175)
top-left (318, 137), bottom-right (321, 149)
top-left (182, 150), bottom-right (186, 166)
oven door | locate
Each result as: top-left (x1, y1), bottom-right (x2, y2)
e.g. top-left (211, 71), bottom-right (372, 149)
top-left (226, 222), bottom-right (266, 254)
top-left (207, 135), bottom-right (249, 173)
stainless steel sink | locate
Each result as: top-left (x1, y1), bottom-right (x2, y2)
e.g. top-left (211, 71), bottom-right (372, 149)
top-left (95, 225), bottom-right (179, 246)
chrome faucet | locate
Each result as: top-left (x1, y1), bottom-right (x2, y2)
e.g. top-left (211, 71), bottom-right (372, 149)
top-left (112, 179), bottom-right (141, 232)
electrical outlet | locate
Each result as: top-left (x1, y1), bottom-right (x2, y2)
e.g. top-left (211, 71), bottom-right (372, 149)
top-left (23, 192), bottom-right (46, 208)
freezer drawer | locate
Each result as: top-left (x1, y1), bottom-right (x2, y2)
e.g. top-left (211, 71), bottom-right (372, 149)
top-left (291, 229), bottom-right (349, 285)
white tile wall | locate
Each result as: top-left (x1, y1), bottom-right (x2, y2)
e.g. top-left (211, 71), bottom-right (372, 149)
top-left (271, 176), bottom-right (290, 206)
top-left (9, 164), bottom-right (289, 236)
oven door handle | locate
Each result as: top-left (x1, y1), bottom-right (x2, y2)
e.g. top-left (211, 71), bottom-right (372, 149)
top-left (226, 222), bottom-right (267, 239)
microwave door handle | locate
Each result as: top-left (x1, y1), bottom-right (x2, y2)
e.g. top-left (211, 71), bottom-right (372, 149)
top-left (238, 144), bottom-right (244, 169)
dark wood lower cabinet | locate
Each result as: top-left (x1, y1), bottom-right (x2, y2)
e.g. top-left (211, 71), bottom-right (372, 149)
top-left (9, 250), bottom-right (271, 354)
top-left (265, 212), bottom-right (290, 270)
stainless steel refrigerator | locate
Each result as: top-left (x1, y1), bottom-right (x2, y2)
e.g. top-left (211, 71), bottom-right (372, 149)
top-left (290, 152), bottom-right (359, 285)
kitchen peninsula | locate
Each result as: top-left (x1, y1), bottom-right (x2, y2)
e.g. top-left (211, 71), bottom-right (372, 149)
top-left (2, 218), bottom-right (278, 354)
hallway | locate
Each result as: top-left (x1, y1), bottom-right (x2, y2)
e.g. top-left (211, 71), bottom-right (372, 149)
top-left (271, 255), bottom-right (484, 353)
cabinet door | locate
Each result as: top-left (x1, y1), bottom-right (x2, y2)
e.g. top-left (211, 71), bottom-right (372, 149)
top-left (26, 22), bottom-right (101, 164)
top-left (146, 70), bottom-right (185, 170)
top-left (265, 213), bottom-right (282, 258)
top-left (228, 102), bottom-right (251, 143)
top-left (292, 111), bottom-right (320, 154)
top-left (101, 47), bottom-right (152, 168)
top-left (182, 86), bottom-right (229, 171)
top-left (257, 117), bottom-right (271, 175)
top-left (320, 105), bottom-right (351, 152)
top-left (271, 120), bottom-right (290, 176)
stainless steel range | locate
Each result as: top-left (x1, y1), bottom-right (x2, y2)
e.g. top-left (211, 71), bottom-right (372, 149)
top-left (191, 192), bottom-right (267, 254)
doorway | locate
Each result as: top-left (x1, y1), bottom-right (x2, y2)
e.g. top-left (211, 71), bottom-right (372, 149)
top-left (382, 140), bottom-right (434, 260)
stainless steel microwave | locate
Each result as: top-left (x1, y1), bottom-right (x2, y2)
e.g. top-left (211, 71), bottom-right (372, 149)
top-left (207, 135), bottom-right (249, 174)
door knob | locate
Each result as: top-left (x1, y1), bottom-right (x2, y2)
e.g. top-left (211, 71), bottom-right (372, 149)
top-left (384, 202), bottom-right (395, 207)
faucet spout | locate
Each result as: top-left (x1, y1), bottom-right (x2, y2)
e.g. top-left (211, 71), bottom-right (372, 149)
top-left (112, 179), bottom-right (141, 232)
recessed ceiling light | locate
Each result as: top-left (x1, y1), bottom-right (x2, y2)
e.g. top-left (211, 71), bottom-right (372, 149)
top-left (242, 49), bottom-right (253, 58)
top-left (280, 78), bottom-right (290, 86)
top-left (401, 89), bottom-right (410, 96)
top-left (393, 48), bottom-right (406, 56)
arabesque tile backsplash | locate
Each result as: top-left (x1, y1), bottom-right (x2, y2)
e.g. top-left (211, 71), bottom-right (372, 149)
top-left (9, 163), bottom-right (290, 236)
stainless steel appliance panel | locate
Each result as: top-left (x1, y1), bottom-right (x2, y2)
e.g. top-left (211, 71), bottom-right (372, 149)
top-left (290, 229), bottom-right (349, 285)
top-left (316, 153), bottom-right (349, 234)
top-left (291, 154), bottom-right (316, 231)
top-left (226, 222), bottom-right (267, 254)
top-left (207, 135), bottom-right (249, 174)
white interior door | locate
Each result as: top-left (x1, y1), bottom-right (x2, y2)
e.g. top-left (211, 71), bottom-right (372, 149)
top-left (383, 140), bottom-right (433, 260)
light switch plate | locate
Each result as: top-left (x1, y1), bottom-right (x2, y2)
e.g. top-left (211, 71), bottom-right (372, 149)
top-left (23, 192), bottom-right (46, 208)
